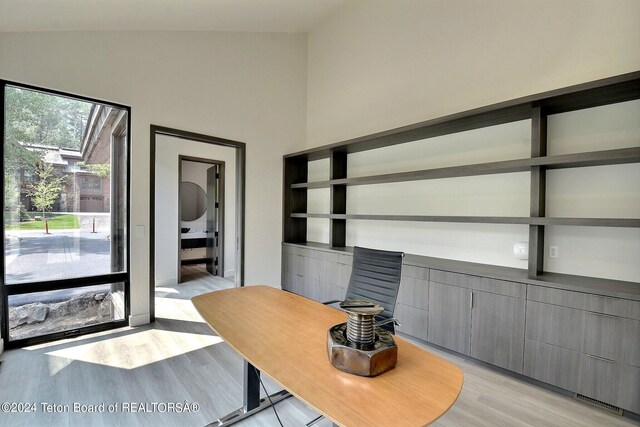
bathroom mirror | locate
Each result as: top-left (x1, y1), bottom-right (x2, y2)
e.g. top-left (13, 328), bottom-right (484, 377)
top-left (181, 181), bottom-right (207, 221)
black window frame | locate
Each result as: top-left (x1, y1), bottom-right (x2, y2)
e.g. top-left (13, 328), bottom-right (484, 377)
top-left (1, 79), bottom-right (131, 348)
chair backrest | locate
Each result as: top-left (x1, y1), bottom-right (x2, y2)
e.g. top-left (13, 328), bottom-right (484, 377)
top-left (345, 246), bottom-right (404, 333)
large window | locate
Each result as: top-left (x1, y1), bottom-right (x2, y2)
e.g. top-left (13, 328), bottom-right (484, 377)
top-left (2, 82), bottom-right (130, 346)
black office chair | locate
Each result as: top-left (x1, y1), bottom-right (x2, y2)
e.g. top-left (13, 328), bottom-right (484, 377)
top-left (326, 246), bottom-right (405, 333)
top-left (305, 246), bottom-right (405, 427)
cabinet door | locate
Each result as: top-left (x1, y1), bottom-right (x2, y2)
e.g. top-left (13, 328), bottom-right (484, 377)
top-left (470, 291), bottom-right (525, 373)
top-left (428, 282), bottom-right (471, 355)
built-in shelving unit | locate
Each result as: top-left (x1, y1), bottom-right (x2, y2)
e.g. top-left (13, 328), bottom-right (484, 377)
top-left (282, 72), bottom-right (640, 415)
top-left (283, 71), bottom-right (640, 283)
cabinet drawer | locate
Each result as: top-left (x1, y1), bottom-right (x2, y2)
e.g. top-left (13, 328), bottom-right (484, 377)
top-left (523, 339), bottom-right (579, 392)
top-left (430, 270), bottom-right (525, 299)
top-left (402, 265), bottom-right (429, 280)
top-left (525, 301), bottom-right (583, 351)
top-left (528, 285), bottom-right (640, 321)
top-left (430, 270), bottom-right (473, 288)
top-left (583, 312), bottom-right (640, 368)
top-left (284, 252), bottom-right (303, 276)
top-left (318, 259), bottom-right (338, 285)
top-left (181, 247), bottom-right (205, 260)
top-left (337, 263), bottom-right (352, 288)
top-left (395, 303), bottom-right (428, 341)
top-left (578, 354), bottom-right (640, 414)
top-left (181, 238), bottom-right (206, 249)
top-left (398, 276), bottom-right (429, 309)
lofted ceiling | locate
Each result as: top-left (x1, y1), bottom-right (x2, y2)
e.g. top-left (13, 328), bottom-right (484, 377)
top-left (0, 0), bottom-right (350, 33)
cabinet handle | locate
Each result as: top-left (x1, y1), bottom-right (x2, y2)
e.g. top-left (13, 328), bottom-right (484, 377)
top-left (470, 291), bottom-right (473, 309)
top-left (585, 353), bottom-right (615, 363)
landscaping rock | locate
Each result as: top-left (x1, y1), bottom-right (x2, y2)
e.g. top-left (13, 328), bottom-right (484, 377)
top-left (8, 303), bottom-right (49, 327)
top-left (98, 294), bottom-right (113, 319)
top-left (8, 291), bottom-right (117, 340)
top-left (48, 293), bottom-right (97, 319)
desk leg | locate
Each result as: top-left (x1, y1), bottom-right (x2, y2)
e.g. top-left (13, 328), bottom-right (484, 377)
top-left (243, 360), bottom-right (261, 411)
top-left (207, 361), bottom-right (292, 426)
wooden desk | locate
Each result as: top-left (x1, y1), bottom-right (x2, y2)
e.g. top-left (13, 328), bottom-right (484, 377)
top-left (192, 285), bottom-right (463, 427)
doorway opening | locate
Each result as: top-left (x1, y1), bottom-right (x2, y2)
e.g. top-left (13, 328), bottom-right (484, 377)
top-left (178, 157), bottom-right (226, 283)
top-left (149, 126), bottom-right (245, 322)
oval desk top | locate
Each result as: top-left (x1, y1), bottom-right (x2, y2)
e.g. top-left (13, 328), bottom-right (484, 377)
top-left (192, 285), bottom-right (463, 427)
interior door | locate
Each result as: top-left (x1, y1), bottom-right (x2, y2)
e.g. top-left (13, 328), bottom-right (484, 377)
top-left (206, 165), bottom-right (219, 275)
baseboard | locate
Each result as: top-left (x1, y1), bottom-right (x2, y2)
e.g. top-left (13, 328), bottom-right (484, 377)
top-left (129, 312), bottom-right (150, 327)
top-left (155, 277), bottom-right (177, 287)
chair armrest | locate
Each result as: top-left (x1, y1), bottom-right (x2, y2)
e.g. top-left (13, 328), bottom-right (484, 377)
top-left (322, 299), bottom-right (341, 305)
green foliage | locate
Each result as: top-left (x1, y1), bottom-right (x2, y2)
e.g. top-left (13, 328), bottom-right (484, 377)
top-left (26, 163), bottom-right (66, 217)
top-left (77, 162), bottom-right (110, 178)
top-left (4, 139), bottom-right (43, 175)
top-left (5, 214), bottom-right (80, 230)
top-left (4, 86), bottom-right (92, 150)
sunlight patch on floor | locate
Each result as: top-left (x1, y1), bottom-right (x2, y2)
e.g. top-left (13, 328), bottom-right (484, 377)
top-left (155, 297), bottom-right (205, 322)
top-left (45, 329), bottom-right (224, 370)
top-left (155, 286), bottom-right (180, 297)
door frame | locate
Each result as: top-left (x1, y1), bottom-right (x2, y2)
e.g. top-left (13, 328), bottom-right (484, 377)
top-left (149, 125), bottom-right (246, 322)
top-left (177, 156), bottom-right (225, 283)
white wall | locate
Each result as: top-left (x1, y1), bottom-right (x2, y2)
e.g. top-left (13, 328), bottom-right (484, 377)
top-left (0, 31), bottom-right (307, 324)
top-left (306, 0), bottom-right (640, 282)
top-left (307, 0), bottom-right (640, 146)
top-left (155, 143), bottom-right (237, 286)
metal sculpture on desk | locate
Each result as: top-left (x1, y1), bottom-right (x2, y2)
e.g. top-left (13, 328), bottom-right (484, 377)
top-left (327, 300), bottom-right (398, 377)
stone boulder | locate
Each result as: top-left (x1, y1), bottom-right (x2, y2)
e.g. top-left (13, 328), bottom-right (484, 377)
top-left (48, 293), bottom-right (98, 319)
top-left (8, 303), bottom-right (49, 327)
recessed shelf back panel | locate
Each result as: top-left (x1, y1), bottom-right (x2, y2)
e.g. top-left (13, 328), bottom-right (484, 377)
top-left (348, 119), bottom-right (531, 178)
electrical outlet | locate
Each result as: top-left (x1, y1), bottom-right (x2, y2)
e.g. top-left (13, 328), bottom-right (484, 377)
top-left (549, 245), bottom-right (559, 259)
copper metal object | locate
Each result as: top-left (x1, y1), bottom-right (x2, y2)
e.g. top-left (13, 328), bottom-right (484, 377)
top-left (327, 300), bottom-right (398, 377)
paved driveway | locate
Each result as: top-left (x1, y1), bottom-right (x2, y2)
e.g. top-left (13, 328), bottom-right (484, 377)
top-left (5, 216), bottom-right (114, 304)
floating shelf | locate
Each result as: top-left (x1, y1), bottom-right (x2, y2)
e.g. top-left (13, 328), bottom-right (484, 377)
top-left (291, 213), bottom-right (640, 228)
top-left (292, 147), bottom-right (640, 189)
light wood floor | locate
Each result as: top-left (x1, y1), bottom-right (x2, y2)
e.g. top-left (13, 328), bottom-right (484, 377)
top-left (0, 264), bottom-right (637, 427)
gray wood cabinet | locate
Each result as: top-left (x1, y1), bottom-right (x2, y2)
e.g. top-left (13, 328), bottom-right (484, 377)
top-left (429, 270), bottom-right (526, 371)
top-left (398, 272), bottom-right (429, 308)
top-left (471, 291), bottom-right (525, 373)
top-left (282, 245), bottom-right (349, 303)
top-left (395, 303), bottom-right (428, 341)
top-left (525, 285), bottom-right (640, 414)
top-left (582, 312), bottom-right (640, 368)
top-left (428, 282), bottom-right (471, 355)
top-left (578, 354), bottom-right (640, 414)
top-left (282, 244), bottom-right (640, 415)
top-left (525, 301), bottom-right (584, 352)
top-left (524, 339), bottom-right (579, 392)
